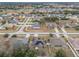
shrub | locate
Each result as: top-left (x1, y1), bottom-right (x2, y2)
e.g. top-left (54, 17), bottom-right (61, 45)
top-left (4, 34), bottom-right (9, 38)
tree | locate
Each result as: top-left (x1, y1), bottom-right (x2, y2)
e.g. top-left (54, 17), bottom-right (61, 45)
top-left (49, 33), bottom-right (53, 37)
top-left (25, 49), bottom-right (37, 57)
top-left (1, 20), bottom-right (6, 25)
top-left (0, 52), bottom-right (5, 57)
top-left (43, 17), bottom-right (59, 23)
top-left (0, 47), bottom-right (38, 57)
top-left (4, 34), bottom-right (9, 38)
top-left (12, 34), bottom-right (17, 38)
top-left (11, 48), bottom-right (37, 57)
top-left (12, 48), bottom-right (27, 57)
top-left (50, 17), bottom-right (59, 22)
top-left (74, 25), bottom-right (79, 30)
top-left (55, 49), bottom-right (66, 57)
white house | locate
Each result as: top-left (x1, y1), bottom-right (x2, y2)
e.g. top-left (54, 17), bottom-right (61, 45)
top-left (31, 22), bottom-right (40, 29)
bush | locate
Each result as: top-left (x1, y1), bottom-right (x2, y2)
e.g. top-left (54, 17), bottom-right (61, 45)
top-left (0, 48), bottom-right (38, 57)
top-left (12, 35), bottom-right (17, 38)
top-left (55, 49), bottom-right (66, 57)
top-left (4, 34), bottom-right (9, 38)
top-left (0, 52), bottom-right (5, 57)
top-left (49, 33), bottom-right (53, 37)
top-left (74, 26), bottom-right (79, 30)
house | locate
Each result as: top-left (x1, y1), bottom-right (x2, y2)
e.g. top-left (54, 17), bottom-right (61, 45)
top-left (31, 22), bottom-right (40, 29)
top-left (0, 17), bottom-right (3, 20)
top-left (35, 40), bottom-right (44, 45)
top-left (0, 25), bottom-right (5, 30)
top-left (46, 22), bottom-right (55, 29)
top-left (8, 17), bottom-right (19, 24)
top-left (4, 24), bottom-right (16, 29)
top-left (0, 17), bottom-right (4, 23)
top-left (32, 39), bottom-right (44, 47)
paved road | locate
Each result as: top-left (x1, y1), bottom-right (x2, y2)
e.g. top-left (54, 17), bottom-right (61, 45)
top-left (0, 16), bottom-right (79, 57)
top-left (61, 27), bottom-right (79, 57)
top-left (54, 27), bottom-right (60, 38)
top-left (1, 32), bottom-right (79, 34)
top-left (18, 17), bottom-right (31, 32)
top-left (5, 17), bottom-right (32, 40)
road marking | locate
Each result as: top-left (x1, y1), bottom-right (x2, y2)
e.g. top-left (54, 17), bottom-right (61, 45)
top-left (61, 27), bottom-right (79, 57)
top-left (54, 27), bottom-right (60, 38)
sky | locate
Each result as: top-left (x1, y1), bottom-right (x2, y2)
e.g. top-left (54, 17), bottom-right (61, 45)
top-left (0, 0), bottom-right (79, 2)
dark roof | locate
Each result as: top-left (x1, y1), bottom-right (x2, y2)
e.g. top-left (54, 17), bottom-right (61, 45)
top-left (11, 38), bottom-right (28, 49)
top-left (35, 40), bottom-right (44, 45)
top-left (9, 18), bottom-right (18, 23)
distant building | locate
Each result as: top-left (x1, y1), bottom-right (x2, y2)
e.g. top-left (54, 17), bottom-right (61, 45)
top-left (46, 22), bottom-right (55, 29)
top-left (8, 17), bottom-right (19, 24)
top-left (0, 25), bottom-right (5, 30)
top-left (31, 22), bottom-right (40, 29)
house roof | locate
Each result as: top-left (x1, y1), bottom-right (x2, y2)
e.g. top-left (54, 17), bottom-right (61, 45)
top-left (35, 41), bottom-right (44, 45)
top-left (11, 38), bottom-right (28, 48)
top-left (9, 18), bottom-right (18, 24)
